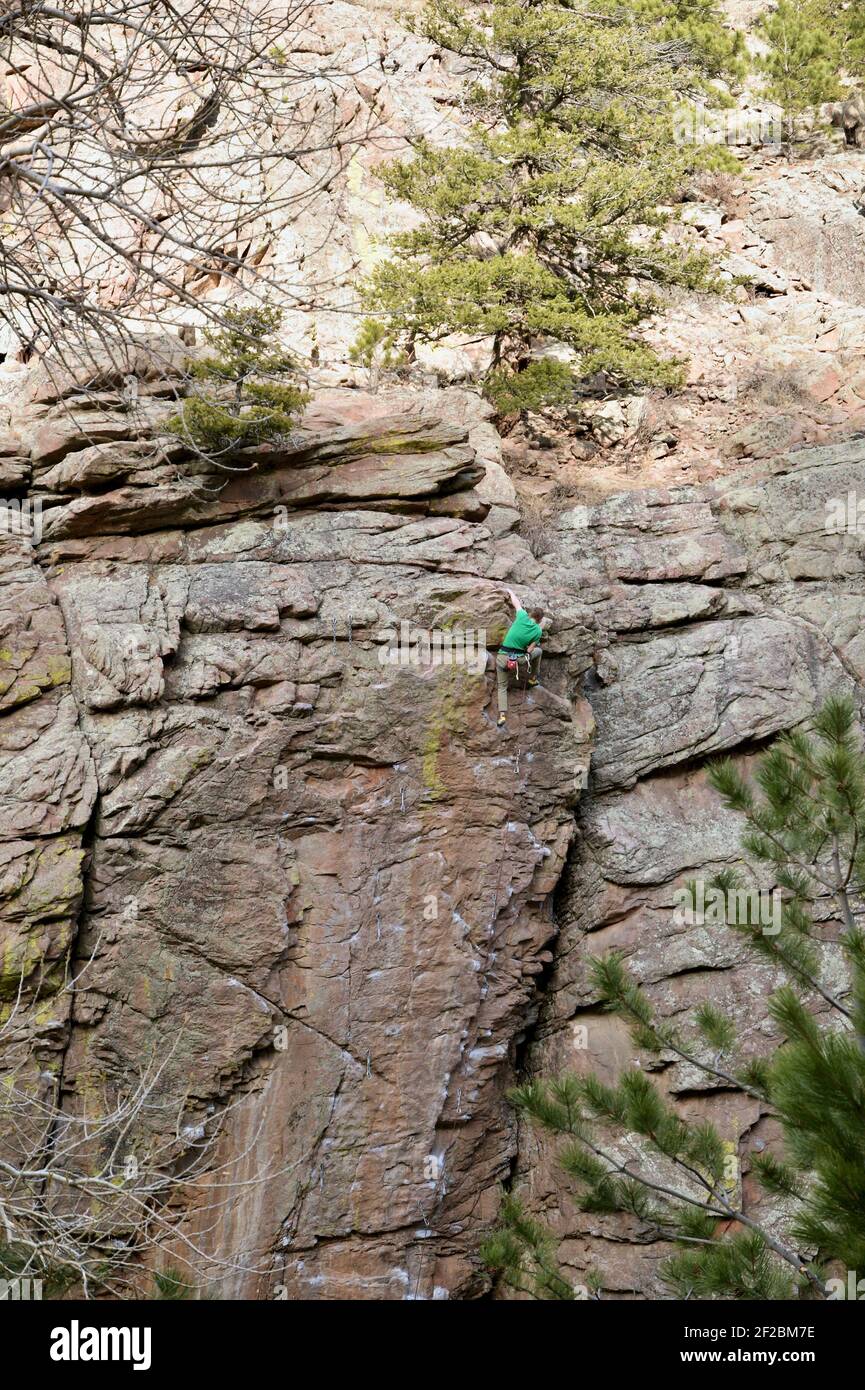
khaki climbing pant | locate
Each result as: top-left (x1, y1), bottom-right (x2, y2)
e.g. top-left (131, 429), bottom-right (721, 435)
top-left (496, 648), bottom-right (541, 714)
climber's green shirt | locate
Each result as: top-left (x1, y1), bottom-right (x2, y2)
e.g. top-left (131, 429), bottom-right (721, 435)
top-left (502, 609), bottom-right (542, 652)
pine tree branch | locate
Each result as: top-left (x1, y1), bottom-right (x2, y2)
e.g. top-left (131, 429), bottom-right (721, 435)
top-left (830, 865), bottom-right (865, 1052)
top-left (591, 1137), bottom-right (827, 1299)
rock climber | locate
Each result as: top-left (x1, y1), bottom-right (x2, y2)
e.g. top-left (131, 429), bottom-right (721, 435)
top-left (496, 588), bottom-right (545, 728)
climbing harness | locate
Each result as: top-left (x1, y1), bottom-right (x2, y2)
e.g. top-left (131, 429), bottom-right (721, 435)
top-left (502, 645), bottom-right (531, 677)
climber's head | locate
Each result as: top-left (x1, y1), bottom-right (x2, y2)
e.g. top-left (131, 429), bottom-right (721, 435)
top-left (530, 606), bottom-right (544, 622)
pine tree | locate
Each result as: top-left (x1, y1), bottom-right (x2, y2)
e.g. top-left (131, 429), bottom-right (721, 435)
top-left (151, 1267), bottom-right (194, 1299)
top-left (814, 0), bottom-right (865, 77)
top-left (362, 1), bottom-right (740, 414)
top-left (629, 0), bottom-right (746, 78)
top-left (841, 6), bottom-right (865, 75)
top-left (0, 1240), bottom-right (76, 1298)
top-left (483, 696), bottom-right (865, 1300)
top-left (348, 317), bottom-right (408, 391)
top-left (168, 306), bottom-right (309, 457)
top-left (757, 1), bottom-right (841, 144)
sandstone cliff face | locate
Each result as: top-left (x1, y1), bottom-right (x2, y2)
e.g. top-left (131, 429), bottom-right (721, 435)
top-left (2, 364), bottom-right (596, 1298)
top-left (4, 348), bottom-right (865, 1297)
top-left (3, 0), bottom-right (865, 1302)
top-left (515, 446), bottom-right (865, 1295)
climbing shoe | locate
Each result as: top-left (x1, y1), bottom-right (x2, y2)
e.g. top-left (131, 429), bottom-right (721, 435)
top-left (497, 713), bottom-right (507, 728)
top-left (528, 678), bottom-right (539, 688)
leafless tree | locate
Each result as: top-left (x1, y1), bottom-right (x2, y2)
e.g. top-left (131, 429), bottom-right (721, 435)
top-left (0, 1), bottom-right (377, 382)
top-left (1, 948), bottom-right (299, 1298)
top-left (0, 4), bottom-right (377, 1298)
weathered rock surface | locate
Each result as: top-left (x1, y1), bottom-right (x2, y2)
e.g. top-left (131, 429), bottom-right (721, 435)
top-left (508, 149), bottom-right (865, 504)
top-left (4, 341), bottom-right (865, 1298)
top-left (1, 373), bottom-right (594, 1298)
top-left (511, 438), bottom-right (865, 1297)
top-left (4, 0), bottom-right (865, 1303)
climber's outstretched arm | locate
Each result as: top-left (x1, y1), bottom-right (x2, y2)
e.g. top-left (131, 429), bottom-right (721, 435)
top-left (506, 587), bottom-right (521, 611)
